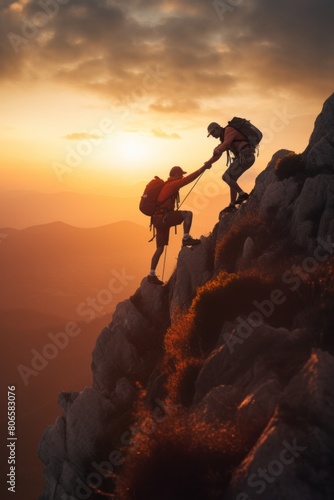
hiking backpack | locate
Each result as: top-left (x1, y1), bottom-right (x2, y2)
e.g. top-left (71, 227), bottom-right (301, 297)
top-left (227, 117), bottom-right (263, 147)
top-left (139, 176), bottom-right (165, 216)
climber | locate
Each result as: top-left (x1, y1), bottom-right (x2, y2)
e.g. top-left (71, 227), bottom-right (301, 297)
top-left (147, 164), bottom-right (211, 285)
top-left (204, 121), bottom-right (256, 211)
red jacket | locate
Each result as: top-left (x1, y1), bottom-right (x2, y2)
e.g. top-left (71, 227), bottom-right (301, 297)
top-left (155, 167), bottom-right (204, 216)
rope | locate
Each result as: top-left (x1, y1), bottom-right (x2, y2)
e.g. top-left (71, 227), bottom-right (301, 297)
top-left (178, 170), bottom-right (205, 209)
top-left (161, 245), bottom-right (168, 281)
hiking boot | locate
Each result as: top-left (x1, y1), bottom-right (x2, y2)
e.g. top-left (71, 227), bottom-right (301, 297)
top-left (234, 192), bottom-right (249, 205)
top-left (147, 274), bottom-right (164, 285)
top-left (182, 236), bottom-right (201, 247)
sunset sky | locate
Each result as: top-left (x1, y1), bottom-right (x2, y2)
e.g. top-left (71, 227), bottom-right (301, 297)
top-left (1, 0), bottom-right (334, 196)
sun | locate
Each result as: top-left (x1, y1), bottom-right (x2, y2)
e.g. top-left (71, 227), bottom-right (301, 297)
top-left (93, 132), bottom-right (154, 175)
top-left (116, 133), bottom-right (150, 163)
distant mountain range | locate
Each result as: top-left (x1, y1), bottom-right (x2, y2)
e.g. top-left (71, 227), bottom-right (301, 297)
top-left (0, 184), bottom-right (229, 234)
top-left (0, 190), bottom-right (142, 228)
top-left (0, 220), bottom-right (158, 316)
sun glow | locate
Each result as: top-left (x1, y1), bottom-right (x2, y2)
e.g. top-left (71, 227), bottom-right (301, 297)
top-left (116, 134), bottom-right (150, 163)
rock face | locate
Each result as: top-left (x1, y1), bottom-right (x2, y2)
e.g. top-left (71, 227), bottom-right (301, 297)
top-left (39, 93), bottom-right (334, 500)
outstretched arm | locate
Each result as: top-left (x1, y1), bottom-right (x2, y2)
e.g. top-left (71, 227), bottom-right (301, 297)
top-left (203, 127), bottom-right (236, 166)
top-left (204, 149), bottom-right (223, 165)
top-left (160, 165), bottom-right (211, 201)
top-left (177, 164), bottom-right (211, 189)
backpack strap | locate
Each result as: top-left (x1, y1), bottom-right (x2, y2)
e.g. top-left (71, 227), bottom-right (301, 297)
top-left (226, 150), bottom-right (232, 166)
top-left (148, 217), bottom-right (156, 242)
top-left (149, 190), bottom-right (180, 242)
top-left (176, 192), bottom-right (180, 210)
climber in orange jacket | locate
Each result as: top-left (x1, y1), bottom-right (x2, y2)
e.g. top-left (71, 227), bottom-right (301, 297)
top-left (147, 164), bottom-right (210, 285)
top-left (204, 122), bottom-right (256, 211)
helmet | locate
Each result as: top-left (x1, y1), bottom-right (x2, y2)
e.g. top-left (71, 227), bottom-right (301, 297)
top-left (169, 166), bottom-right (187, 176)
top-left (207, 122), bottom-right (220, 137)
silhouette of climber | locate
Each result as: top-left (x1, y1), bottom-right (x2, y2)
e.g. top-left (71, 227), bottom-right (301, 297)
top-left (204, 122), bottom-right (256, 211)
top-left (147, 164), bottom-right (211, 285)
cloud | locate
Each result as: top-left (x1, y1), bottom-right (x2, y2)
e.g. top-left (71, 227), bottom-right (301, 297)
top-left (1, 0), bottom-right (334, 113)
top-left (151, 127), bottom-right (181, 139)
top-left (63, 132), bottom-right (104, 141)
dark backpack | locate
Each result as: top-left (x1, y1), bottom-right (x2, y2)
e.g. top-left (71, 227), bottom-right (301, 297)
top-left (227, 117), bottom-right (263, 147)
top-left (139, 176), bottom-right (165, 216)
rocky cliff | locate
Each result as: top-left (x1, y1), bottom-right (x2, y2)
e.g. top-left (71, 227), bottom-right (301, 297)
top-left (39, 93), bottom-right (334, 500)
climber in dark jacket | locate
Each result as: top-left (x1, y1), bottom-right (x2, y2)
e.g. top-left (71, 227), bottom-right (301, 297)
top-left (204, 122), bottom-right (256, 211)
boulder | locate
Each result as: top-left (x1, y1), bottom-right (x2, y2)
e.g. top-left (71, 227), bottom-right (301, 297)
top-left (169, 236), bottom-right (213, 314)
top-left (225, 349), bottom-right (334, 500)
top-left (303, 92), bottom-right (334, 172)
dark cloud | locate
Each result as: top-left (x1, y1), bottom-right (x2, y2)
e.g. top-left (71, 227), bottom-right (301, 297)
top-left (1, 0), bottom-right (333, 112)
top-left (223, 0), bottom-right (334, 95)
